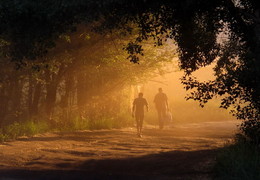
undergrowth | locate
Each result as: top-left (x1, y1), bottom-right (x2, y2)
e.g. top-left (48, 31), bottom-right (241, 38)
top-left (214, 134), bottom-right (260, 180)
top-left (0, 121), bottom-right (49, 142)
top-left (0, 113), bottom-right (133, 142)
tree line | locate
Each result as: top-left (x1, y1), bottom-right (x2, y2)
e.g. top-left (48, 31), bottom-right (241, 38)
top-left (0, 26), bottom-right (175, 129)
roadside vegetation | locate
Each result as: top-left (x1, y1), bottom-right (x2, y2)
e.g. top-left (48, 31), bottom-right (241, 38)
top-left (0, 113), bottom-right (133, 143)
top-left (214, 134), bottom-right (260, 180)
top-left (0, 26), bottom-right (176, 143)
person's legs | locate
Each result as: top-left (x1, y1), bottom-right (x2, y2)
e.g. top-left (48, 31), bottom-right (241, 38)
top-left (139, 114), bottom-right (144, 136)
top-left (157, 109), bottom-right (163, 129)
top-left (135, 115), bottom-right (140, 135)
top-left (161, 108), bottom-right (167, 129)
top-left (135, 113), bottom-right (144, 137)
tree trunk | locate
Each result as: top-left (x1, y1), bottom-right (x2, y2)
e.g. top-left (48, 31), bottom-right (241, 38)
top-left (0, 83), bottom-right (8, 127)
top-left (31, 82), bottom-right (42, 117)
top-left (10, 78), bottom-right (24, 122)
top-left (28, 73), bottom-right (33, 117)
top-left (77, 71), bottom-right (86, 118)
top-left (45, 82), bottom-right (58, 120)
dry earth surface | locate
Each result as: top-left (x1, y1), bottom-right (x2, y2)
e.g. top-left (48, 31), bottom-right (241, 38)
top-left (0, 121), bottom-right (238, 180)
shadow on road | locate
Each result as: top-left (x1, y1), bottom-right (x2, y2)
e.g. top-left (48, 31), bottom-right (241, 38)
top-left (0, 148), bottom-right (219, 180)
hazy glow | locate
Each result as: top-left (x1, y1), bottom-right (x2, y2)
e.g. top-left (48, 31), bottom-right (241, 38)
top-left (138, 63), bottom-right (235, 125)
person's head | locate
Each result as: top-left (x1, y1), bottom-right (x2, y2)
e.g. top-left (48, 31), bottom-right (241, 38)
top-left (158, 88), bottom-right (163, 93)
top-left (138, 92), bottom-right (143, 98)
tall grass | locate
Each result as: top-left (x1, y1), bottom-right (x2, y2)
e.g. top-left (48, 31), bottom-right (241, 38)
top-left (85, 114), bottom-right (133, 130)
top-left (55, 111), bottom-right (133, 131)
top-left (214, 135), bottom-right (260, 180)
top-left (0, 121), bottom-right (49, 142)
top-left (0, 112), bottom-right (133, 142)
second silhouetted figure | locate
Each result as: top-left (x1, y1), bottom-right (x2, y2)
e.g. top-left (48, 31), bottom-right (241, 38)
top-left (154, 88), bottom-right (168, 129)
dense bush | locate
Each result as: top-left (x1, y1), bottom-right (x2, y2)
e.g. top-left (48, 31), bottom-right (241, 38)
top-left (214, 134), bottom-right (260, 180)
top-left (240, 120), bottom-right (260, 145)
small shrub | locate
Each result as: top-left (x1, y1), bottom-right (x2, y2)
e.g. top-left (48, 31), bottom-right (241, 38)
top-left (0, 133), bottom-right (8, 143)
top-left (89, 117), bottom-right (114, 130)
top-left (113, 113), bottom-right (133, 128)
top-left (21, 121), bottom-right (49, 137)
top-left (71, 117), bottom-right (90, 130)
top-left (4, 122), bottom-right (22, 139)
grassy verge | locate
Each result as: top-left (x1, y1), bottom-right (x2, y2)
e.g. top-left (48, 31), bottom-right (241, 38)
top-left (214, 135), bottom-right (260, 180)
top-left (0, 121), bottom-right (49, 142)
top-left (0, 113), bottom-right (133, 142)
top-left (54, 112), bottom-right (133, 132)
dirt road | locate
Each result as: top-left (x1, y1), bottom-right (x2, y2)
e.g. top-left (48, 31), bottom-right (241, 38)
top-left (0, 121), bottom-right (238, 180)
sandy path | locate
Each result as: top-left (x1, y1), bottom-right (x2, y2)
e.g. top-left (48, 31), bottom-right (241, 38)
top-left (0, 121), bottom-right (238, 180)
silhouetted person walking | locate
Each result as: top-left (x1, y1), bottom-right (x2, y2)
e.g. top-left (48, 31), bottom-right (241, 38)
top-left (154, 88), bottom-right (168, 129)
top-left (132, 92), bottom-right (148, 137)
